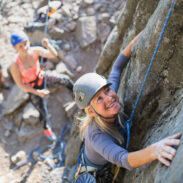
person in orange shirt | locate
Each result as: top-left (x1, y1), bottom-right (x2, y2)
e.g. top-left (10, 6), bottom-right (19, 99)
top-left (10, 30), bottom-right (73, 141)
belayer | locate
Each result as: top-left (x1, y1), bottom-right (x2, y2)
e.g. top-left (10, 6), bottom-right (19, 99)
top-left (73, 33), bottom-right (181, 182)
top-left (10, 30), bottom-right (73, 141)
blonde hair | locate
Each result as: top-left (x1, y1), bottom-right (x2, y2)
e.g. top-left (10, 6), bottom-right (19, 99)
top-left (79, 106), bottom-right (124, 145)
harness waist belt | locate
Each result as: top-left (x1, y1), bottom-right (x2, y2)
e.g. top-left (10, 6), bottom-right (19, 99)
top-left (28, 76), bottom-right (39, 84)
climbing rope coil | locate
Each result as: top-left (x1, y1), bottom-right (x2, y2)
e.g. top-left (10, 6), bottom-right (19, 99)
top-left (9, 122), bottom-right (71, 180)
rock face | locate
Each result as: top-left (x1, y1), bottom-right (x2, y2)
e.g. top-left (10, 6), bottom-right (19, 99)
top-left (4, 85), bottom-right (29, 115)
top-left (123, 88), bottom-right (183, 183)
top-left (23, 102), bottom-right (40, 126)
top-left (44, 166), bottom-right (75, 183)
top-left (94, 0), bottom-right (183, 182)
top-left (17, 122), bottom-right (42, 144)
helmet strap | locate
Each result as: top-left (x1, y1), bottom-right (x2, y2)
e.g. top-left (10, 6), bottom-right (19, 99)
top-left (90, 104), bottom-right (117, 120)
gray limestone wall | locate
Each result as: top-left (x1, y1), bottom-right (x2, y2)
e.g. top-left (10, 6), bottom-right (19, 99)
top-left (96, 0), bottom-right (183, 182)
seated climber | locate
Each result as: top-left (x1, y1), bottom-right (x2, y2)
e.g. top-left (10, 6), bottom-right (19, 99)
top-left (0, 63), bottom-right (10, 89)
top-left (73, 33), bottom-right (181, 182)
top-left (10, 30), bottom-right (73, 141)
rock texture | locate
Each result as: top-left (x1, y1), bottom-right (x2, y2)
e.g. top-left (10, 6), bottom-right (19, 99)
top-left (4, 85), bottom-right (29, 115)
top-left (94, 0), bottom-right (183, 182)
top-left (76, 16), bottom-right (97, 48)
top-left (123, 88), bottom-right (183, 183)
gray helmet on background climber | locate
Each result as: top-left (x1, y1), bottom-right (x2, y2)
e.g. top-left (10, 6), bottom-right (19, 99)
top-left (73, 72), bottom-right (111, 109)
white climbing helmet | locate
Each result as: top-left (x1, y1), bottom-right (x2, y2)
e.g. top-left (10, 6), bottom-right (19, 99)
top-left (73, 72), bottom-right (111, 109)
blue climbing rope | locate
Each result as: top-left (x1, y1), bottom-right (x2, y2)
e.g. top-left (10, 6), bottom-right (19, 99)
top-left (39, 0), bottom-right (52, 128)
top-left (125, 0), bottom-right (176, 149)
top-left (40, 0), bottom-right (50, 68)
top-left (9, 122), bottom-right (71, 181)
top-left (28, 122), bottom-right (71, 166)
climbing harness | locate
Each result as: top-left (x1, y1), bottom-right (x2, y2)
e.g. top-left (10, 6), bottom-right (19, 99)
top-left (113, 0), bottom-right (177, 182)
top-left (75, 144), bottom-right (114, 183)
top-left (9, 122), bottom-right (71, 181)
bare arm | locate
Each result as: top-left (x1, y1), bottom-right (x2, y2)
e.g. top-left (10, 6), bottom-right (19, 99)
top-left (127, 133), bottom-right (181, 168)
top-left (34, 38), bottom-right (58, 61)
top-left (10, 63), bottom-right (49, 98)
top-left (122, 32), bottom-right (142, 57)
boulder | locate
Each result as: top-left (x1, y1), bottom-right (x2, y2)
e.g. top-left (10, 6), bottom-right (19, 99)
top-left (86, 7), bottom-right (95, 16)
top-left (4, 85), bottom-right (29, 115)
top-left (22, 103), bottom-right (40, 126)
top-left (66, 21), bottom-right (77, 32)
top-left (44, 166), bottom-right (75, 183)
top-left (61, 4), bottom-right (72, 17)
top-left (63, 43), bottom-right (71, 52)
top-left (49, 27), bottom-right (65, 40)
top-left (8, 16), bottom-right (26, 24)
top-left (11, 150), bottom-right (26, 165)
top-left (81, 0), bottom-right (94, 8)
top-left (76, 16), bottom-right (97, 48)
top-left (56, 62), bottom-right (74, 78)
top-left (17, 122), bottom-right (42, 145)
top-left (64, 54), bottom-right (78, 70)
top-left (65, 118), bottom-right (82, 167)
top-left (98, 23), bottom-right (111, 43)
top-left (2, 118), bottom-right (13, 131)
top-left (14, 113), bottom-right (23, 127)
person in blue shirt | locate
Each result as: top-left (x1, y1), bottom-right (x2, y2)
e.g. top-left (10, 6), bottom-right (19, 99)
top-left (73, 33), bottom-right (181, 182)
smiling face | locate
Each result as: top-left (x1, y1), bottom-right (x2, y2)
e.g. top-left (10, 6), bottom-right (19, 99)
top-left (14, 40), bottom-right (30, 54)
top-left (89, 86), bottom-right (120, 120)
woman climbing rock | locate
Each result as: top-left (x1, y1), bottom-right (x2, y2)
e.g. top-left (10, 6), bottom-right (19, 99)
top-left (73, 33), bottom-right (181, 182)
top-left (10, 30), bottom-right (73, 141)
